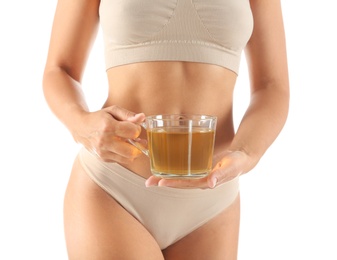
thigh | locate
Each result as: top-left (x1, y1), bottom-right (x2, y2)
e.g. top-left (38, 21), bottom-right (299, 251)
top-left (64, 156), bottom-right (164, 260)
top-left (163, 194), bottom-right (240, 260)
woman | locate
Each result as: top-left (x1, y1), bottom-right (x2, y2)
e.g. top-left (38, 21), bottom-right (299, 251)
top-left (43, 0), bottom-right (289, 259)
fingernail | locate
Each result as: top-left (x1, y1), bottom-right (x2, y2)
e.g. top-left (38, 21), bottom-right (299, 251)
top-left (129, 114), bottom-right (137, 119)
top-left (145, 179), bottom-right (156, 187)
top-left (134, 113), bottom-right (145, 118)
top-left (210, 177), bottom-right (218, 188)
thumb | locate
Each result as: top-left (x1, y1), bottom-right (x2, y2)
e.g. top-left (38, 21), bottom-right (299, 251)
top-left (127, 112), bottom-right (146, 124)
top-left (106, 105), bottom-right (145, 123)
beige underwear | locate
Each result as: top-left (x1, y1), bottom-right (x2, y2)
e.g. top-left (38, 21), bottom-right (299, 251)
top-left (78, 147), bottom-right (239, 250)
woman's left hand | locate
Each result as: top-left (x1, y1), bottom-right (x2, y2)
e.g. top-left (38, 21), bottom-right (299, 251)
top-left (145, 150), bottom-right (251, 189)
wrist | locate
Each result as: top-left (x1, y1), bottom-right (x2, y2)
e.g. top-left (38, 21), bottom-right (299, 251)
top-left (64, 106), bottom-right (90, 143)
top-left (227, 147), bottom-right (260, 174)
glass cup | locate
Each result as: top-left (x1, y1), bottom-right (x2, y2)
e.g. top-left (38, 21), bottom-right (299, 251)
top-left (128, 114), bottom-right (217, 178)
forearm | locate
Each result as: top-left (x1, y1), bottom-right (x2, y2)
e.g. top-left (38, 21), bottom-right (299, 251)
top-left (229, 85), bottom-right (289, 173)
top-left (42, 67), bottom-right (89, 137)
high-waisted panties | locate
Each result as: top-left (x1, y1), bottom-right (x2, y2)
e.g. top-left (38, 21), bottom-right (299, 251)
top-left (78, 147), bottom-right (239, 249)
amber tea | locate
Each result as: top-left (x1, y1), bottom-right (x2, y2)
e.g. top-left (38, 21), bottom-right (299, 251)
top-left (147, 127), bottom-right (215, 178)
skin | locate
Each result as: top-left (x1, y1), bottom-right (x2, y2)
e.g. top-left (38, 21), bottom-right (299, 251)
top-left (43, 0), bottom-right (289, 259)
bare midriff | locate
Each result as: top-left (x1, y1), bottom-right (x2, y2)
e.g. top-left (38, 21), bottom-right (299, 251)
top-left (103, 61), bottom-right (238, 178)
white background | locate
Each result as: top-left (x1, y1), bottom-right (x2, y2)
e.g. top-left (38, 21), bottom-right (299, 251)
top-left (0, 0), bottom-right (336, 259)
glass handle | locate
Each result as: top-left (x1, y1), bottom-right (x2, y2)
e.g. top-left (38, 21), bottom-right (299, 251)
top-left (127, 121), bottom-right (149, 156)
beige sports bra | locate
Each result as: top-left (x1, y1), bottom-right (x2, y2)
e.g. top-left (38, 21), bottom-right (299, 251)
top-left (99, 0), bottom-right (253, 74)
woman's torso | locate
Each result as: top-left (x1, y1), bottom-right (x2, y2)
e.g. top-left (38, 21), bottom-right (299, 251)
top-left (98, 0), bottom-right (254, 177)
top-left (103, 61), bottom-right (238, 178)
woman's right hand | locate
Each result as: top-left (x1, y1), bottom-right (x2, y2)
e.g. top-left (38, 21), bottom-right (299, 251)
top-left (71, 105), bottom-right (146, 164)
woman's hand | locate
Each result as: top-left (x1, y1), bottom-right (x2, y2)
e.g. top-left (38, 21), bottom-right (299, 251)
top-left (145, 150), bottom-right (251, 189)
top-left (72, 105), bottom-right (146, 164)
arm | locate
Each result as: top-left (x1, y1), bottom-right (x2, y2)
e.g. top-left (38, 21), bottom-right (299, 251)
top-left (229, 0), bottom-right (290, 171)
top-left (146, 0), bottom-right (289, 188)
top-left (211, 0), bottom-right (290, 186)
top-left (43, 0), bottom-right (99, 129)
top-left (43, 0), bottom-right (145, 163)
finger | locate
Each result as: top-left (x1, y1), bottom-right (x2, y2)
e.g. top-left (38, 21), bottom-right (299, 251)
top-left (145, 176), bottom-right (162, 187)
top-left (105, 137), bottom-right (143, 159)
top-left (127, 113), bottom-right (146, 124)
top-left (114, 121), bottom-right (143, 139)
top-left (93, 135), bottom-right (142, 160)
top-left (146, 176), bottom-right (210, 189)
top-left (158, 177), bottom-right (210, 189)
top-left (98, 150), bottom-right (139, 164)
top-left (208, 154), bottom-right (243, 187)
